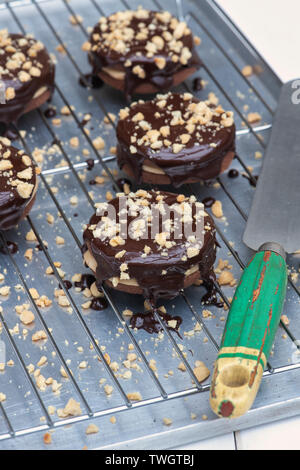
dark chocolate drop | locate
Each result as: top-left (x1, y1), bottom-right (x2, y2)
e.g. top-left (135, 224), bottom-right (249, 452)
top-left (62, 280), bottom-right (72, 290)
top-left (228, 169), bottom-right (239, 178)
top-left (0, 240), bottom-right (18, 255)
top-left (90, 297), bottom-right (108, 311)
top-left (86, 158), bottom-right (95, 170)
top-left (202, 197), bottom-right (216, 208)
top-left (193, 77), bottom-right (203, 91)
top-left (44, 107), bottom-right (56, 118)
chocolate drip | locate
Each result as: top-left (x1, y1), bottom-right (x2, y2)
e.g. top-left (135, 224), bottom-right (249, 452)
top-left (201, 272), bottom-right (223, 308)
top-left (130, 308), bottom-right (182, 335)
top-left (74, 273), bottom-right (96, 291)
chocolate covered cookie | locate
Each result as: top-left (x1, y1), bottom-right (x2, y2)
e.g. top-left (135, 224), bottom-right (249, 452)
top-left (116, 92), bottom-right (236, 187)
top-left (0, 137), bottom-right (38, 230)
top-left (84, 8), bottom-right (201, 100)
top-left (83, 189), bottom-right (216, 303)
top-left (0, 30), bottom-right (55, 128)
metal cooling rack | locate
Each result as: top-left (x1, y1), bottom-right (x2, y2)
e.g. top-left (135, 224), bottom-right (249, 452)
top-left (0, 0), bottom-right (300, 450)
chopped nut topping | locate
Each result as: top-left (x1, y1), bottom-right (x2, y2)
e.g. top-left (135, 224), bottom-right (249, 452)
top-left (93, 136), bottom-right (105, 150)
top-left (154, 56), bottom-right (166, 69)
top-left (211, 200), bottom-right (223, 218)
top-left (69, 137), bottom-right (79, 148)
top-left (5, 87), bottom-right (15, 101)
top-left (247, 112), bottom-right (262, 123)
top-left (69, 14), bottom-right (83, 25)
top-left (218, 270), bottom-right (235, 286)
top-left (86, 424), bottom-right (99, 435)
top-left (16, 182), bottom-right (34, 199)
top-left (242, 65), bottom-right (253, 77)
top-left (118, 92), bottom-right (234, 159)
top-left (126, 392), bottom-right (142, 402)
top-left (57, 398), bottom-right (82, 418)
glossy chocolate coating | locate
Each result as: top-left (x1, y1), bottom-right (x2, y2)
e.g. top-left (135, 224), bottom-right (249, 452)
top-left (0, 32), bottom-right (55, 125)
top-left (0, 139), bottom-right (37, 230)
top-left (117, 92), bottom-right (235, 187)
top-left (87, 9), bottom-right (201, 99)
top-left (83, 190), bottom-right (216, 302)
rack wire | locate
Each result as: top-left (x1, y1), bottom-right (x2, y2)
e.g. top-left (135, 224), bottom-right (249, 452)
top-left (0, 0), bottom-right (299, 449)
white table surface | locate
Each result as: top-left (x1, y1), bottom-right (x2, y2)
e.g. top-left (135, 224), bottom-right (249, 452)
top-left (177, 0), bottom-right (300, 450)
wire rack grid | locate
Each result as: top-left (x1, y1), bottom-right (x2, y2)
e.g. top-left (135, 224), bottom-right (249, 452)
top-left (0, 0), bottom-right (299, 450)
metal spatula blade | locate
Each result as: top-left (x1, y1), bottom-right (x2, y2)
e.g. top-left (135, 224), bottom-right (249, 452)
top-left (243, 80), bottom-right (300, 254)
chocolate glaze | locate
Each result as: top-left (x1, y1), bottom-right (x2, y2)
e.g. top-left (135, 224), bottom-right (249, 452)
top-left (0, 32), bottom-right (55, 126)
top-left (117, 93), bottom-right (236, 188)
top-left (83, 190), bottom-right (217, 303)
top-left (87, 9), bottom-right (201, 100)
top-left (202, 272), bottom-right (223, 307)
top-left (0, 139), bottom-right (37, 230)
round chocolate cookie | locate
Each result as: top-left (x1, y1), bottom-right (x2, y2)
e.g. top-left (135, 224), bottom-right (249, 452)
top-left (0, 137), bottom-right (38, 230)
top-left (83, 189), bottom-right (216, 303)
top-left (84, 8), bottom-right (201, 100)
top-left (0, 30), bottom-right (55, 127)
top-left (116, 92), bottom-right (236, 188)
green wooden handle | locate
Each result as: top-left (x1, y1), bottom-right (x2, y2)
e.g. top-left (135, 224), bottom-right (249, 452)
top-left (210, 250), bottom-right (287, 418)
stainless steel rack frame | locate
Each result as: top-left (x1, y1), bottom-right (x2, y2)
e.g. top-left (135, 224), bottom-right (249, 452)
top-left (0, 0), bottom-right (299, 450)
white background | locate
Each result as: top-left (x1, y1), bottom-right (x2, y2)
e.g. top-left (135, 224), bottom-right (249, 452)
top-left (217, 0), bottom-right (300, 82)
top-left (178, 0), bottom-right (300, 450)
